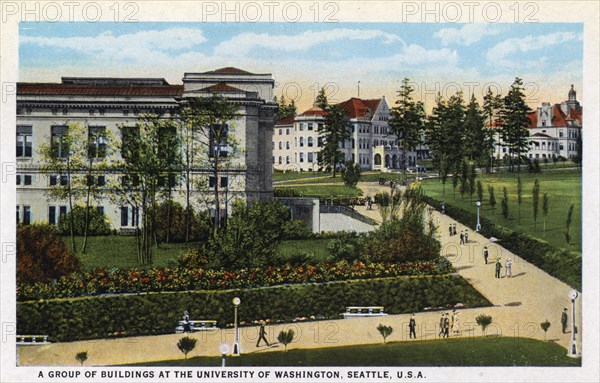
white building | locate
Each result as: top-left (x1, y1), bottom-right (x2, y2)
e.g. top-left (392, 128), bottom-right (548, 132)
top-left (16, 67), bottom-right (277, 230)
top-left (273, 97), bottom-right (411, 172)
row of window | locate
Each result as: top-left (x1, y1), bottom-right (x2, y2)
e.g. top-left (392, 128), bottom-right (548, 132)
top-left (273, 152), bottom-right (317, 164)
top-left (17, 108), bottom-right (173, 117)
top-left (16, 174), bottom-right (228, 189)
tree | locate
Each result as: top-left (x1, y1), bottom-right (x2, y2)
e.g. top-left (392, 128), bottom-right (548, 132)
top-left (540, 320), bottom-right (551, 341)
top-left (318, 104), bottom-right (350, 177)
top-left (277, 95), bottom-right (296, 119)
top-left (475, 314), bottom-right (493, 335)
top-left (565, 204), bottom-right (574, 244)
top-left (376, 324), bottom-right (393, 343)
top-left (542, 193), bottom-right (549, 236)
top-left (459, 160), bottom-right (468, 200)
top-left (389, 78), bottom-right (426, 173)
top-left (425, 94), bottom-right (451, 202)
top-left (482, 88), bottom-right (503, 173)
top-left (463, 94), bottom-right (487, 164)
top-left (532, 179), bottom-right (540, 230)
top-left (476, 180), bottom-right (483, 203)
top-left (501, 187), bottom-right (509, 219)
top-left (277, 329), bottom-right (295, 351)
top-left (488, 185), bottom-right (497, 215)
top-left (314, 87), bottom-right (329, 109)
top-left (499, 78), bottom-right (532, 172)
top-left (75, 351), bottom-right (88, 366)
top-left (17, 224), bottom-right (81, 284)
top-left (468, 163), bottom-right (477, 202)
top-left (342, 161), bottom-right (361, 187)
top-left (180, 96), bottom-right (239, 238)
top-left (517, 176), bottom-right (523, 225)
top-left (177, 336), bottom-right (197, 359)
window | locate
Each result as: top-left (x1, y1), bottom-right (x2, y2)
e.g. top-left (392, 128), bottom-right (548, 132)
top-left (121, 207), bottom-right (129, 227)
top-left (17, 126), bottom-right (33, 157)
top-left (49, 175), bottom-right (69, 186)
top-left (279, 142), bottom-right (282, 150)
top-left (278, 156), bottom-right (282, 164)
top-left (286, 156), bottom-right (290, 164)
top-left (559, 130), bottom-right (564, 138)
top-left (16, 205), bottom-right (20, 224)
top-left (308, 152), bottom-right (314, 163)
top-left (62, 108), bottom-right (69, 115)
top-left (307, 137), bottom-right (314, 147)
top-left (286, 141), bottom-right (290, 150)
top-left (278, 129), bottom-right (282, 135)
top-left (16, 175), bottom-right (21, 185)
top-left (24, 175), bottom-right (32, 185)
top-left (97, 206), bottom-right (105, 216)
top-left (308, 123), bottom-right (314, 131)
top-left (59, 206), bottom-right (67, 219)
top-left (88, 126), bottom-right (107, 158)
top-left (221, 177), bottom-right (228, 188)
top-left (121, 206), bottom-right (139, 227)
top-left (23, 206), bottom-right (31, 225)
top-left (48, 206), bottom-right (57, 225)
top-left (299, 153), bottom-right (304, 162)
top-left (209, 124), bottom-right (229, 158)
top-left (299, 137), bottom-right (304, 147)
top-left (123, 109), bottom-right (130, 116)
top-left (286, 129), bottom-right (290, 135)
top-left (51, 125), bottom-right (69, 158)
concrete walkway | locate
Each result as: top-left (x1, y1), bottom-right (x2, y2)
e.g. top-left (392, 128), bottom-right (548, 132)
top-left (18, 182), bottom-right (582, 366)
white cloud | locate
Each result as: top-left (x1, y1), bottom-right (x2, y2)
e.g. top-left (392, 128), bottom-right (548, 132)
top-left (20, 28), bottom-right (207, 62)
top-left (486, 31), bottom-right (581, 68)
top-left (434, 24), bottom-right (503, 46)
top-left (213, 28), bottom-right (403, 56)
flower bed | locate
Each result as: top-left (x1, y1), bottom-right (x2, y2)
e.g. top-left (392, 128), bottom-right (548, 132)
top-left (17, 258), bottom-right (454, 301)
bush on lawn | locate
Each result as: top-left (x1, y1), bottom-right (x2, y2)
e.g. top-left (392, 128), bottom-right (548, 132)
top-left (17, 224), bottom-right (81, 284)
top-left (423, 195), bottom-right (581, 290)
top-left (58, 206), bottom-right (111, 236)
top-left (153, 201), bottom-right (212, 243)
top-left (17, 275), bottom-right (490, 342)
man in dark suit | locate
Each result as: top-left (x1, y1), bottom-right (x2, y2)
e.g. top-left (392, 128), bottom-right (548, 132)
top-left (256, 320), bottom-right (270, 347)
top-left (495, 260), bottom-right (502, 278)
top-left (561, 308), bottom-right (568, 333)
top-left (409, 314), bottom-right (417, 339)
top-left (438, 313), bottom-right (445, 337)
top-left (483, 246), bottom-right (489, 264)
top-left (443, 314), bottom-right (450, 338)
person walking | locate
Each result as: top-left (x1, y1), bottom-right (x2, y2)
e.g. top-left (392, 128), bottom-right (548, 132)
top-left (464, 230), bottom-right (469, 243)
top-left (495, 259), bottom-right (502, 278)
top-left (438, 313), bottom-right (445, 337)
top-left (561, 308), bottom-right (568, 333)
top-left (182, 310), bottom-right (191, 333)
top-left (443, 314), bottom-right (450, 338)
top-left (448, 223), bottom-right (453, 237)
top-left (459, 231), bottom-right (464, 245)
top-left (409, 314), bottom-right (417, 339)
top-left (453, 311), bottom-right (461, 334)
top-left (256, 320), bottom-right (270, 347)
top-left (453, 224), bottom-right (457, 236)
top-left (483, 246), bottom-right (489, 264)
top-left (505, 258), bottom-right (513, 277)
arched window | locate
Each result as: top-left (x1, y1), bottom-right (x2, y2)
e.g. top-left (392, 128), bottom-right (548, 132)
top-left (279, 156), bottom-right (282, 164)
top-left (374, 153), bottom-right (382, 165)
top-left (279, 142), bottom-right (283, 150)
top-left (307, 137), bottom-right (314, 147)
top-left (286, 156), bottom-right (290, 164)
top-left (299, 137), bottom-right (305, 147)
top-left (286, 141), bottom-right (290, 149)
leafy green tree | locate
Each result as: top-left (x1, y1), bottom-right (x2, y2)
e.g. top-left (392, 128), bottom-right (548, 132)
top-left (476, 314), bottom-right (493, 335)
top-left (517, 176), bottom-right (523, 224)
top-left (542, 193), bottom-right (549, 236)
top-left (488, 185), bottom-right (497, 215)
top-left (425, 94), bottom-right (451, 202)
top-left (277, 329), bottom-right (295, 351)
top-left (501, 187), bottom-right (509, 219)
top-left (277, 95), bottom-right (296, 119)
top-left (177, 336), bottom-right (197, 359)
top-left (389, 78), bottom-right (426, 172)
top-left (565, 204), bottom-right (574, 244)
top-left (75, 351), bottom-right (88, 366)
top-left (468, 163), bottom-right (477, 202)
top-left (532, 179), bottom-right (540, 230)
top-left (342, 161), bottom-right (361, 187)
top-left (58, 206), bottom-right (111, 236)
top-left (499, 78), bottom-right (532, 172)
top-left (459, 160), bottom-right (468, 200)
top-left (376, 324), bottom-right (393, 343)
top-left (318, 104), bottom-right (351, 177)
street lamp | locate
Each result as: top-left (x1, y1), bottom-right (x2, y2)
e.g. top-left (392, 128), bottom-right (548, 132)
top-left (567, 290), bottom-right (580, 358)
top-left (232, 297), bottom-right (241, 356)
top-left (219, 343), bottom-right (230, 367)
top-left (475, 201), bottom-right (482, 232)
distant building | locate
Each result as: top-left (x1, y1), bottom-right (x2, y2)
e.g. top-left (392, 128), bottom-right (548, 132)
top-left (273, 96), bottom-right (414, 172)
top-left (16, 67), bottom-right (277, 229)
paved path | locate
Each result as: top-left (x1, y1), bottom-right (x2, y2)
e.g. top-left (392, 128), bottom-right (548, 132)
top-left (18, 182), bottom-right (582, 365)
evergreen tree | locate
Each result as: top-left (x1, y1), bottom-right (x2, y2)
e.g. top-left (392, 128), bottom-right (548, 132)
top-left (389, 78), bottom-right (426, 172)
top-left (542, 192), bottom-right (549, 236)
top-left (277, 95), bottom-right (297, 119)
top-left (517, 176), bottom-right (523, 225)
top-left (532, 179), bottom-right (540, 230)
top-left (464, 94), bottom-right (487, 164)
top-left (315, 87), bottom-right (329, 109)
top-left (317, 104), bottom-right (351, 177)
top-left (488, 185), bottom-right (497, 215)
top-left (499, 78), bottom-right (532, 172)
top-left (501, 186), bottom-right (509, 219)
top-left (483, 88), bottom-right (503, 172)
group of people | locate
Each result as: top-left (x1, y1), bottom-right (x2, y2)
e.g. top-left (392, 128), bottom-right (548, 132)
top-left (448, 223), bottom-right (457, 237)
top-left (492, 254), bottom-right (513, 278)
top-left (438, 310), bottom-right (461, 338)
top-left (448, 223), bottom-right (470, 245)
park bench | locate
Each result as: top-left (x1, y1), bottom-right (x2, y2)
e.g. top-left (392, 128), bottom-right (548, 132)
top-left (16, 335), bottom-right (49, 345)
top-left (175, 320), bottom-right (219, 333)
top-left (342, 306), bottom-right (388, 318)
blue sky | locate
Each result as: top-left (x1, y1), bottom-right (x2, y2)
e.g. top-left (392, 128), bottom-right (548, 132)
top-left (19, 22), bottom-right (583, 111)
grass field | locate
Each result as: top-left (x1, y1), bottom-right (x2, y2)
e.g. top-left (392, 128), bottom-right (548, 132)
top-left (274, 171), bottom-right (419, 185)
top-left (275, 185), bottom-right (363, 199)
top-left (131, 337), bottom-right (579, 367)
top-left (276, 238), bottom-right (332, 262)
top-left (420, 169), bottom-right (581, 253)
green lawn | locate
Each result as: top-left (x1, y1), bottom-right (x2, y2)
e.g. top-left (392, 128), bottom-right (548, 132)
top-left (272, 171), bottom-right (331, 182)
top-left (420, 169), bottom-right (581, 253)
top-left (276, 238), bottom-right (332, 263)
top-left (275, 185), bottom-right (363, 199)
top-left (130, 337), bottom-right (579, 367)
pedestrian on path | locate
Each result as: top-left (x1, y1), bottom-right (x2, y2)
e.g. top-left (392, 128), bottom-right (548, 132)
top-left (449, 223), bottom-right (453, 236)
top-left (495, 260), bottom-right (503, 278)
top-left (561, 308), bottom-right (568, 333)
top-left (256, 320), bottom-right (270, 347)
top-left (443, 314), bottom-right (450, 338)
top-left (451, 310), bottom-right (461, 334)
top-left (409, 314), bottom-right (417, 339)
top-left (453, 224), bottom-right (457, 236)
top-left (505, 258), bottom-right (513, 277)
top-left (464, 230), bottom-right (469, 243)
top-left (438, 313), bottom-right (445, 337)
top-left (459, 231), bottom-right (465, 245)
top-left (483, 246), bottom-right (489, 264)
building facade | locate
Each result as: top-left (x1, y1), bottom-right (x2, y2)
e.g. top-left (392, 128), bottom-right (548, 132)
top-left (273, 97), bottom-right (413, 172)
top-left (16, 67), bottom-right (277, 230)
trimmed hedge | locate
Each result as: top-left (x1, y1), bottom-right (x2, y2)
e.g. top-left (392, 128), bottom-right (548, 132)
top-left (423, 196), bottom-right (581, 291)
top-left (17, 275), bottom-right (489, 342)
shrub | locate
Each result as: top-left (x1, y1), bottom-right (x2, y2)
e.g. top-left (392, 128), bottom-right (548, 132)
top-left (17, 275), bottom-right (490, 342)
top-left (281, 219), bottom-right (313, 240)
top-left (475, 314), bottom-right (492, 335)
top-left (153, 201), bottom-right (212, 243)
top-left (177, 336), bottom-right (197, 359)
top-left (540, 320), bottom-right (551, 341)
top-left (17, 224), bottom-right (81, 284)
top-left (277, 329), bottom-right (295, 351)
top-left (75, 351), bottom-right (88, 366)
top-left (376, 324), bottom-right (393, 343)
top-left (58, 206), bottom-right (111, 236)
top-left (177, 248), bottom-right (209, 269)
top-left (328, 233), bottom-right (364, 262)
top-left (342, 161), bottom-right (362, 187)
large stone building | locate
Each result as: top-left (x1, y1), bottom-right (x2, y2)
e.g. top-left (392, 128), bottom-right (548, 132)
top-left (494, 85), bottom-right (582, 161)
top-left (16, 67), bottom-right (277, 229)
top-left (273, 97), bottom-right (413, 172)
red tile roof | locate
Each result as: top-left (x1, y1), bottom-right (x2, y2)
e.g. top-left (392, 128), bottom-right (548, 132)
top-left (17, 83), bottom-right (184, 97)
top-left (337, 98), bottom-right (380, 119)
top-left (300, 105), bottom-right (328, 116)
top-left (200, 82), bottom-right (245, 93)
top-left (202, 67), bottom-right (253, 75)
top-left (567, 108), bottom-right (582, 124)
top-left (527, 111), bottom-right (537, 128)
top-left (275, 116), bottom-right (295, 125)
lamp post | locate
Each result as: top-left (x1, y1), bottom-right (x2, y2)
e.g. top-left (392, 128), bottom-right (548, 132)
top-left (567, 290), bottom-right (580, 358)
top-left (232, 297), bottom-right (241, 356)
top-left (475, 201), bottom-right (482, 232)
top-left (219, 343), bottom-right (230, 367)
